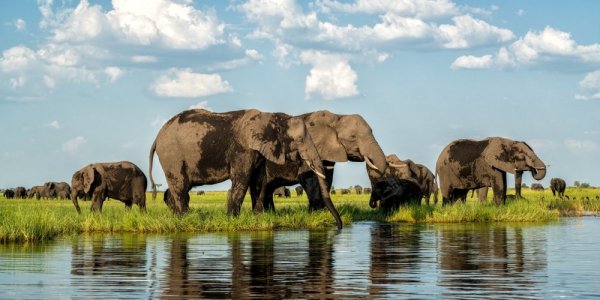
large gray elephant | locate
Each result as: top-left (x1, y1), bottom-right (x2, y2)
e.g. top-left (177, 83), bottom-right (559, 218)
top-left (148, 109), bottom-right (342, 229)
top-left (3, 189), bottom-right (15, 199)
top-left (45, 182), bottom-right (71, 200)
top-left (251, 110), bottom-right (387, 213)
top-left (71, 161), bottom-right (147, 214)
top-left (375, 154), bottom-right (438, 205)
top-left (27, 185), bottom-right (52, 200)
top-left (550, 178), bottom-right (566, 198)
top-left (14, 187), bottom-right (26, 199)
top-left (436, 137), bottom-right (546, 205)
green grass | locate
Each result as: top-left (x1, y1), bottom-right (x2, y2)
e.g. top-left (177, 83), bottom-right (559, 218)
top-left (1, 188), bottom-right (599, 243)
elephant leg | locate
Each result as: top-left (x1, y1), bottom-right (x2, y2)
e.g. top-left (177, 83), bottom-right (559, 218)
top-left (299, 172), bottom-right (325, 211)
top-left (124, 199), bottom-right (133, 210)
top-left (165, 178), bottom-right (191, 216)
top-left (491, 172), bottom-right (507, 205)
top-left (515, 171), bottom-right (523, 198)
top-left (91, 194), bottom-right (105, 212)
top-left (228, 179), bottom-right (250, 216)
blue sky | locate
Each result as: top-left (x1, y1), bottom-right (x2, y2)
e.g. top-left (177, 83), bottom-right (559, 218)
top-left (1, 0), bottom-right (599, 191)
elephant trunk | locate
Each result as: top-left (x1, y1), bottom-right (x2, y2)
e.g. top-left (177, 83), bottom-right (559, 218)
top-left (317, 174), bottom-right (343, 229)
top-left (71, 191), bottom-right (81, 214)
top-left (532, 165), bottom-right (546, 181)
top-left (360, 139), bottom-right (387, 179)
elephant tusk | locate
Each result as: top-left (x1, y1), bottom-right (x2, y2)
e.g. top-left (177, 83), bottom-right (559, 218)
top-left (389, 163), bottom-right (407, 168)
top-left (325, 166), bottom-right (335, 170)
top-left (306, 160), bottom-right (327, 179)
top-left (535, 167), bottom-right (546, 170)
top-left (365, 156), bottom-right (379, 171)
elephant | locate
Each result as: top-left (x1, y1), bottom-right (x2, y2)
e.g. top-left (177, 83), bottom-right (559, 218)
top-left (330, 187), bottom-right (336, 195)
top-left (295, 186), bottom-right (303, 196)
top-left (369, 178), bottom-right (422, 214)
top-left (71, 161), bottom-right (147, 214)
top-left (363, 187), bottom-right (372, 194)
top-left (340, 189), bottom-right (351, 195)
top-left (273, 186), bottom-right (291, 198)
top-left (196, 190), bottom-right (205, 195)
top-left (377, 154), bottom-right (438, 205)
top-left (148, 109), bottom-right (342, 229)
top-left (250, 110), bottom-right (387, 215)
top-left (436, 137), bottom-right (546, 205)
top-left (3, 189), bottom-right (15, 199)
top-left (530, 183), bottom-right (544, 191)
top-left (27, 185), bottom-right (51, 200)
top-left (45, 182), bottom-right (71, 199)
top-left (14, 187), bottom-right (26, 199)
top-left (550, 178), bottom-right (566, 198)
top-left (354, 185), bottom-right (363, 195)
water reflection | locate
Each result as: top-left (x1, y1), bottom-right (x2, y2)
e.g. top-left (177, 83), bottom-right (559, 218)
top-left (3, 220), bottom-right (599, 298)
top-left (438, 224), bottom-right (547, 298)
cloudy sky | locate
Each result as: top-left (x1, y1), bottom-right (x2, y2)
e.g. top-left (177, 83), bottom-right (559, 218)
top-left (1, 0), bottom-right (599, 191)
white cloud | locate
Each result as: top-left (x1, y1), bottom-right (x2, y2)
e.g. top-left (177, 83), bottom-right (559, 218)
top-left (436, 15), bottom-right (514, 49)
top-left (9, 76), bottom-right (26, 88)
top-left (62, 136), bottom-right (87, 153)
top-left (452, 27), bottom-right (600, 70)
top-left (46, 120), bottom-right (61, 129)
top-left (131, 55), bottom-right (158, 63)
top-left (576, 70), bottom-right (600, 100)
top-left (14, 19), bottom-right (26, 31)
top-left (451, 54), bottom-right (493, 70)
top-left (45, 0), bottom-right (225, 50)
top-left (104, 66), bottom-right (123, 82)
top-left (0, 46), bottom-right (37, 72)
top-left (564, 139), bottom-right (600, 154)
top-left (301, 50), bottom-right (359, 100)
top-left (189, 100), bottom-right (212, 111)
top-left (316, 0), bottom-right (458, 18)
top-left (152, 68), bottom-right (232, 98)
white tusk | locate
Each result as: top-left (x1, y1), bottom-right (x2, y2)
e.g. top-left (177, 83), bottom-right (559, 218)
top-left (535, 167), bottom-right (546, 170)
top-left (306, 160), bottom-right (327, 179)
top-left (365, 156), bottom-right (379, 171)
top-left (325, 166), bottom-right (335, 170)
top-left (314, 170), bottom-right (327, 179)
top-left (389, 163), bottom-right (407, 168)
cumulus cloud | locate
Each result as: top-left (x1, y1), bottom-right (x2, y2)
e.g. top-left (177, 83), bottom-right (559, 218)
top-left (576, 70), bottom-right (600, 100)
top-left (131, 55), bottom-right (158, 63)
top-left (452, 27), bottom-right (600, 70)
top-left (436, 15), bottom-right (514, 49)
top-left (62, 136), bottom-right (87, 153)
top-left (104, 66), bottom-right (123, 82)
top-left (151, 68), bottom-right (232, 98)
top-left (316, 0), bottom-right (458, 18)
top-left (45, 0), bottom-right (225, 50)
top-left (301, 51), bottom-right (359, 100)
top-left (189, 100), bottom-right (212, 111)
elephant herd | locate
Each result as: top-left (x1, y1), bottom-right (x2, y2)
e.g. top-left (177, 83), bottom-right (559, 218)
top-left (2, 182), bottom-right (70, 200)
top-left (2, 108), bottom-right (565, 229)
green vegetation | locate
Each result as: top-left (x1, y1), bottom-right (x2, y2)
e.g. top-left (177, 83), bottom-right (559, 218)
top-left (1, 188), bottom-right (599, 243)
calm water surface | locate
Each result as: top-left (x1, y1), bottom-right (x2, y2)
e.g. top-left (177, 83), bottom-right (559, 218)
top-left (1, 218), bottom-right (600, 299)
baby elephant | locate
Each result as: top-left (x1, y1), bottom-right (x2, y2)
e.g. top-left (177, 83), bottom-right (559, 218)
top-left (370, 178), bottom-right (422, 214)
top-left (71, 161), bottom-right (147, 214)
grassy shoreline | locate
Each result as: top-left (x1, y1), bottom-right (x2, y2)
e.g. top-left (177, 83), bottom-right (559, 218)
top-left (1, 188), bottom-right (599, 243)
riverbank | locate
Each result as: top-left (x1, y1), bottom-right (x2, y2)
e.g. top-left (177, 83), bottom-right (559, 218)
top-left (1, 188), bottom-right (598, 243)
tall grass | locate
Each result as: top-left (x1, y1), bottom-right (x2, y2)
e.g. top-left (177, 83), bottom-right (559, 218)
top-left (1, 187), bottom-right (599, 243)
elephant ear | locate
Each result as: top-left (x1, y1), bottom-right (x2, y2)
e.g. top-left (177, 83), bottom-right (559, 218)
top-left (83, 166), bottom-right (96, 194)
top-left (307, 125), bottom-right (347, 162)
top-left (483, 138), bottom-right (517, 174)
top-left (238, 110), bottom-right (286, 165)
top-left (406, 160), bottom-right (422, 179)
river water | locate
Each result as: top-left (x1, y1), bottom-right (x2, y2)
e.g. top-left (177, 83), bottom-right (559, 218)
top-left (1, 218), bottom-right (600, 299)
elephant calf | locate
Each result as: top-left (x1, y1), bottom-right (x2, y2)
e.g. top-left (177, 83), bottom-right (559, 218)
top-left (550, 178), bottom-right (566, 198)
top-left (370, 178), bottom-right (422, 214)
top-left (71, 161), bottom-right (147, 213)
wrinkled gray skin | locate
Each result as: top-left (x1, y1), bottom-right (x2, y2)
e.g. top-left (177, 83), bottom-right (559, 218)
top-left (436, 137), bottom-right (546, 205)
top-left (252, 110), bottom-right (387, 214)
top-left (45, 182), bottom-right (71, 199)
top-left (71, 161), bottom-right (147, 214)
top-left (550, 178), bottom-right (566, 198)
top-left (372, 154), bottom-right (438, 205)
top-left (149, 109), bottom-right (342, 229)
top-left (27, 185), bottom-right (53, 200)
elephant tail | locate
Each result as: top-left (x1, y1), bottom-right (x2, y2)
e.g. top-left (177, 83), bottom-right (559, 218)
top-left (433, 172), bottom-right (439, 204)
top-left (149, 139), bottom-right (157, 201)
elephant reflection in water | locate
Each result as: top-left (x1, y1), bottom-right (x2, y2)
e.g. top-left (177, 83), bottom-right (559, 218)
top-left (438, 225), bottom-right (547, 296)
top-left (369, 224), bottom-right (422, 296)
top-left (302, 231), bottom-right (336, 297)
top-left (70, 235), bottom-right (148, 293)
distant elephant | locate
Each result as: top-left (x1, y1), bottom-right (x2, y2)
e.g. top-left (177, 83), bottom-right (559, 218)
top-left (436, 137), bottom-right (546, 205)
top-left (363, 187), bottom-right (372, 194)
top-left (14, 187), bottom-right (26, 199)
top-left (474, 187), bottom-right (489, 202)
top-left (530, 183), bottom-right (544, 191)
top-left (369, 178), bottom-right (422, 214)
top-left (330, 187), bottom-right (336, 195)
top-left (340, 189), bottom-right (351, 195)
top-left (354, 185), bottom-right (363, 195)
top-left (45, 182), bottom-right (71, 200)
top-left (273, 187), bottom-right (291, 198)
top-left (148, 109), bottom-right (342, 229)
top-left (251, 110), bottom-right (387, 215)
top-left (71, 161), bottom-right (147, 214)
top-left (550, 178), bottom-right (566, 198)
top-left (196, 190), bottom-right (205, 195)
top-left (377, 155), bottom-right (438, 205)
top-left (27, 185), bottom-right (49, 200)
top-left (295, 186), bottom-right (303, 196)
top-left (3, 189), bottom-right (15, 199)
